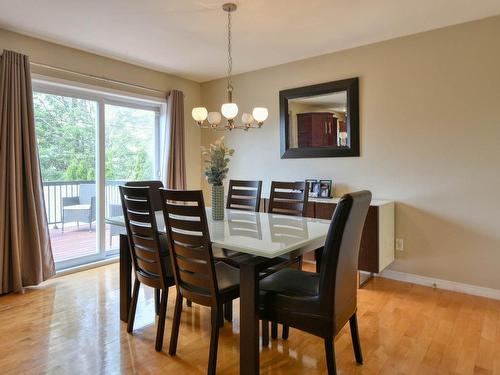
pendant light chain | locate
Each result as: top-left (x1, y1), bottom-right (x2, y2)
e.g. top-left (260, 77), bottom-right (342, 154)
top-left (227, 10), bottom-right (233, 94)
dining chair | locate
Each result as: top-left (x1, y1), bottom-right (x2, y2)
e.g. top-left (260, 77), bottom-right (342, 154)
top-left (124, 180), bottom-right (170, 311)
top-left (214, 179), bottom-right (262, 267)
top-left (259, 191), bottom-right (372, 374)
top-left (265, 180), bottom-right (309, 339)
top-left (226, 179), bottom-right (262, 211)
top-left (160, 189), bottom-right (240, 375)
top-left (125, 180), bottom-right (164, 210)
top-left (119, 186), bottom-right (176, 352)
top-left (212, 179), bottom-right (262, 321)
top-left (109, 181), bottom-right (164, 250)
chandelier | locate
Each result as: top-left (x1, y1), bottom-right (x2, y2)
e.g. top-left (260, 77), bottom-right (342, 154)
top-left (192, 3), bottom-right (268, 131)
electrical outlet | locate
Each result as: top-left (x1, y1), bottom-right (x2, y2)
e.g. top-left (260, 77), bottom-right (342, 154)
top-left (395, 238), bottom-right (404, 251)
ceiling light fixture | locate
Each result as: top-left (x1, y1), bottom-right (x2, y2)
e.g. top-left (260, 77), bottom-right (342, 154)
top-left (192, 3), bottom-right (268, 131)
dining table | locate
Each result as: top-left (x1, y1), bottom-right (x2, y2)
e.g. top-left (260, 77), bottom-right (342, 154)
top-left (106, 207), bottom-right (331, 375)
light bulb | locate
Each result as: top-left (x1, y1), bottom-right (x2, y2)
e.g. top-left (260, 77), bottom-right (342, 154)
top-left (207, 112), bottom-right (222, 125)
top-left (192, 107), bottom-right (208, 123)
top-left (241, 113), bottom-right (253, 125)
top-left (252, 107), bottom-right (268, 123)
top-left (221, 103), bottom-right (238, 120)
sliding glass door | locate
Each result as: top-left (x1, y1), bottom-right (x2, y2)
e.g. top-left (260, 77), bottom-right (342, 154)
top-left (34, 92), bottom-right (99, 266)
top-left (104, 103), bottom-right (158, 253)
top-left (33, 81), bottom-right (161, 269)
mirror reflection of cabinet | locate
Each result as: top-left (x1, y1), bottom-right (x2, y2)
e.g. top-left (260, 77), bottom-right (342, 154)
top-left (297, 112), bottom-right (338, 148)
top-left (280, 77), bottom-right (359, 158)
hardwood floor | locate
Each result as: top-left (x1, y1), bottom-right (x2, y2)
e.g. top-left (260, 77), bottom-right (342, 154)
top-left (1, 263), bottom-right (499, 374)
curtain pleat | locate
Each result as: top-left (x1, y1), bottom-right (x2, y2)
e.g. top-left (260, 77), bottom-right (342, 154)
top-left (0, 50), bottom-right (55, 294)
top-left (164, 90), bottom-right (186, 190)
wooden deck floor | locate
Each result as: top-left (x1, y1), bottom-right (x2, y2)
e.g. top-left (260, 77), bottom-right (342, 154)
top-left (1, 263), bottom-right (499, 374)
top-left (49, 225), bottom-right (120, 263)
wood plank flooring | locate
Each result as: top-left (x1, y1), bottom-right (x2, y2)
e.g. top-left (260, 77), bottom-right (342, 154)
top-left (0, 263), bottom-right (499, 374)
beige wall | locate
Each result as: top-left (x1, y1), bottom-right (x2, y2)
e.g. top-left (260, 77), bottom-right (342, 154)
top-left (201, 16), bottom-right (500, 289)
top-left (0, 28), bottom-right (202, 189)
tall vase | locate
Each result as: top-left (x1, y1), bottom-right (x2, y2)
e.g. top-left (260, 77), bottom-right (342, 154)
top-left (211, 184), bottom-right (225, 221)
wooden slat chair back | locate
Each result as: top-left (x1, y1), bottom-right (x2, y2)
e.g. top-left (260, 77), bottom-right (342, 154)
top-left (226, 179), bottom-right (262, 212)
top-left (268, 181), bottom-right (309, 217)
top-left (119, 186), bottom-right (169, 290)
top-left (125, 180), bottom-right (164, 210)
top-left (161, 189), bottom-right (219, 307)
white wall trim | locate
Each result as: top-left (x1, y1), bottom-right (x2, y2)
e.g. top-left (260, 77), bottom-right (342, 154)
top-left (55, 257), bottom-right (119, 278)
top-left (380, 269), bottom-right (500, 301)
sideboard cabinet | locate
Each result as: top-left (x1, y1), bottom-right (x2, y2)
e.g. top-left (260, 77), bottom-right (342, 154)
top-left (262, 197), bottom-right (395, 275)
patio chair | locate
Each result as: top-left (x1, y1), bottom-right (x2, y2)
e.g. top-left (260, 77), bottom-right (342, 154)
top-left (61, 183), bottom-right (96, 232)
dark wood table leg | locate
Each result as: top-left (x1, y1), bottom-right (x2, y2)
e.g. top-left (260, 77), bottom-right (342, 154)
top-left (120, 234), bottom-right (132, 322)
top-left (314, 247), bottom-right (323, 273)
top-left (240, 260), bottom-right (260, 375)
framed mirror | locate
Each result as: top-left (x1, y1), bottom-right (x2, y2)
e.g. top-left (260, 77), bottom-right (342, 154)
top-left (279, 78), bottom-right (359, 158)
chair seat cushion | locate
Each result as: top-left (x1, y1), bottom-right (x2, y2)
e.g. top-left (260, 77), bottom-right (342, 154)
top-left (64, 204), bottom-right (91, 211)
top-left (215, 262), bottom-right (240, 293)
top-left (260, 268), bottom-right (319, 297)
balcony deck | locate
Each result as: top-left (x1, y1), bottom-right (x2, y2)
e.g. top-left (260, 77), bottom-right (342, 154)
top-left (49, 224), bottom-right (120, 263)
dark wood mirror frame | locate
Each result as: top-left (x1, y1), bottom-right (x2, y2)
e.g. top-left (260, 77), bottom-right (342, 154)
top-left (279, 77), bottom-right (359, 159)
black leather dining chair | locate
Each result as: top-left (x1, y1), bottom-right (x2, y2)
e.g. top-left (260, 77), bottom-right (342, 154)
top-left (160, 189), bottom-right (240, 375)
top-left (119, 186), bottom-right (176, 352)
top-left (259, 190), bottom-right (372, 374)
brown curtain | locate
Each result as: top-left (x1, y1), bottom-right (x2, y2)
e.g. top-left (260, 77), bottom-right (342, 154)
top-left (165, 90), bottom-right (186, 189)
top-left (0, 50), bottom-right (55, 294)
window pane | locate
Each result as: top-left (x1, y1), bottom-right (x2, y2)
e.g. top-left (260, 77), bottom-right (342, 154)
top-left (33, 92), bottom-right (98, 263)
top-left (105, 104), bottom-right (157, 252)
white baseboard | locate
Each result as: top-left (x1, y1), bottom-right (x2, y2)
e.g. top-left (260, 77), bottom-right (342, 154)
top-left (380, 269), bottom-right (500, 301)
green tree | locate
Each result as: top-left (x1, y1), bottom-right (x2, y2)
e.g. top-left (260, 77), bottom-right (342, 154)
top-left (33, 92), bottom-right (155, 182)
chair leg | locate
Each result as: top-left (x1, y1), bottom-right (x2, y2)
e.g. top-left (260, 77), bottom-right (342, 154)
top-left (262, 320), bottom-right (269, 347)
top-left (127, 279), bottom-right (140, 333)
top-left (349, 313), bottom-right (363, 364)
top-left (186, 299), bottom-right (192, 307)
top-left (218, 306), bottom-right (224, 328)
top-left (271, 322), bottom-right (278, 339)
top-left (208, 307), bottom-right (221, 375)
top-left (155, 289), bottom-right (168, 352)
top-left (154, 288), bottom-right (161, 316)
top-left (224, 301), bottom-right (233, 322)
top-left (324, 339), bottom-right (337, 375)
top-left (169, 292), bottom-right (183, 356)
top-left (282, 324), bottom-right (289, 340)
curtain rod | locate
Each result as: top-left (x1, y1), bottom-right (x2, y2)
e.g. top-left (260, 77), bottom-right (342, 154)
top-left (30, 61), bottom-right (167, 95)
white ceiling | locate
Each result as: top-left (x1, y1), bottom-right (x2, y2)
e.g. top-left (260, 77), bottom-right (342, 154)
top-left (0, 0), bottom-right (499, 82)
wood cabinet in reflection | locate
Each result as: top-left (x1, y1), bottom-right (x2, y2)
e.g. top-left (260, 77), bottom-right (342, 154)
top-left (297, 112), bottom-right (337, 148)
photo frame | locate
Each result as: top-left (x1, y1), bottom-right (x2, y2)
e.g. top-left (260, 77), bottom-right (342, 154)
top-left (305, 179), bottom-right (317, 196)
top-left (310, 181), bottom-right (321, 198)
top-left (319, 180), bottom-right (332, 198)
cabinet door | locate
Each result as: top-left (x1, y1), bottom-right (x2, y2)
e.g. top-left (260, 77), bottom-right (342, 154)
top-left (315, 202), bottom-right (379, 272)
top-left (297, 114), bottom-right (312, 147)
top-left (311, 114), bottom-right (326, 147)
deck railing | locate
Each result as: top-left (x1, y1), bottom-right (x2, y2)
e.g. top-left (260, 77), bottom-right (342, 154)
top-left (42, 180), bottom-right (127, 226)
